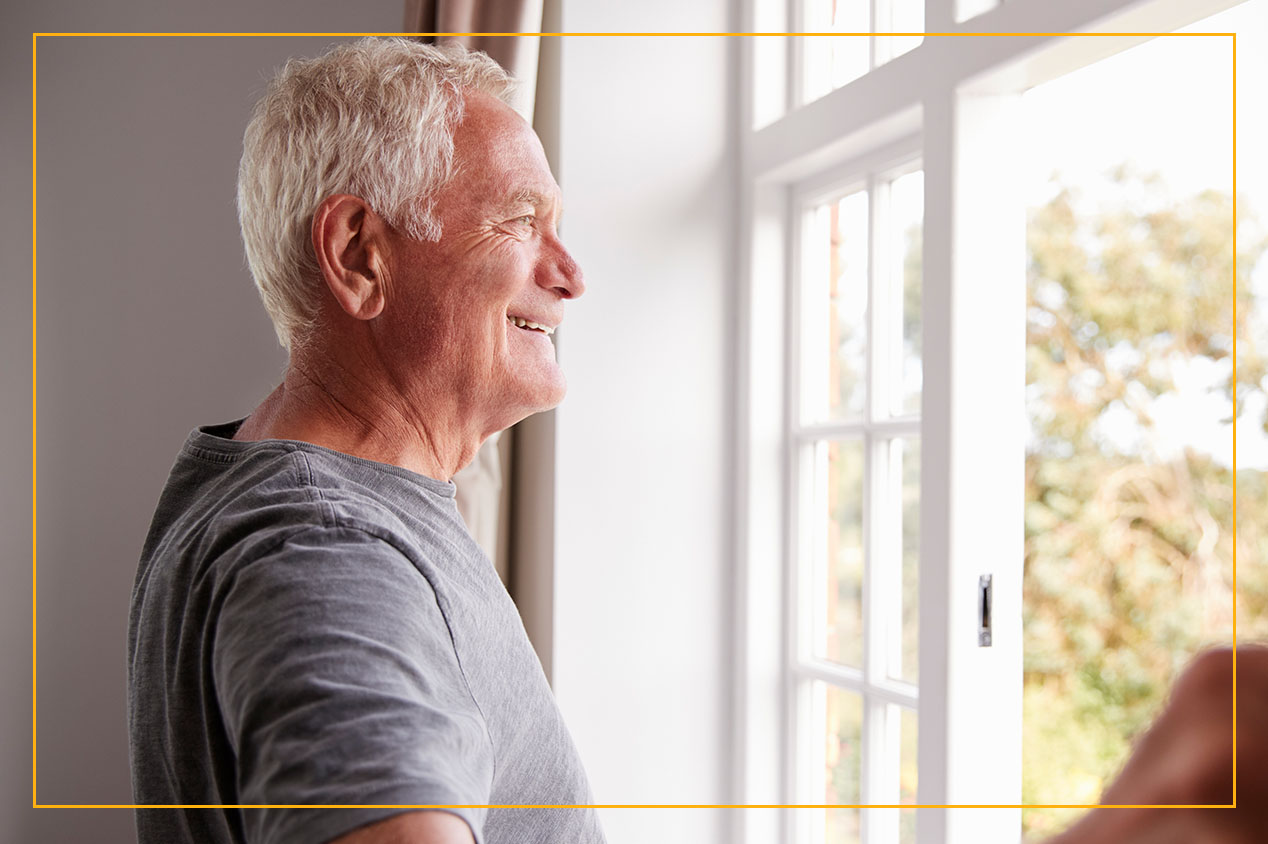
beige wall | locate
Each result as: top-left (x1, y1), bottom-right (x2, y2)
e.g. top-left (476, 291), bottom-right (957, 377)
top-left (2, 3), bottom-right (401, 841)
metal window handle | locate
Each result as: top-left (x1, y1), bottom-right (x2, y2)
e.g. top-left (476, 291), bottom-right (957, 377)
top-left (978, 574), bottom-right (993, 647)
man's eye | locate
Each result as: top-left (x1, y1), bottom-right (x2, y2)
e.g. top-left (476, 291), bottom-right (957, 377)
top-left (513, 215), bottom-right (536, 227)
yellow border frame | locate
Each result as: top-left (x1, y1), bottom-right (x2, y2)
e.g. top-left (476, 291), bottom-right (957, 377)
top-left (30, 29), bottom-right (1239, 814)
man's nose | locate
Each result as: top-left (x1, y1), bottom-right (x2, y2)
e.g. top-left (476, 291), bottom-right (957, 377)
top-left (540, 235), bottom-right (585, 299)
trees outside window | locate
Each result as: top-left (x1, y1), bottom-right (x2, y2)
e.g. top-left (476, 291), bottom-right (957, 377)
top-left (1022, 169), bottom-right (1267, 839)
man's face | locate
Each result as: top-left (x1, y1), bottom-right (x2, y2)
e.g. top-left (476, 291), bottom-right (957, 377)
top-left (376, 90), bottom-right (584, 433)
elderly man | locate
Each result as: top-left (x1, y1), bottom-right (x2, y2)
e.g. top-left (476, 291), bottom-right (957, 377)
top-left (128, 34), bottom-right (1268, 844)
top-left (128, 38), bottom-right (599, 844)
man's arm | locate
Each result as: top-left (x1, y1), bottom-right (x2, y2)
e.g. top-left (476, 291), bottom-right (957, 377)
top-left (214, 527), bottom-right (493, 844)
top-left (329, 810), bottom-right (476, 844)
top-left (1047, 646), bottom-right (1267, 844)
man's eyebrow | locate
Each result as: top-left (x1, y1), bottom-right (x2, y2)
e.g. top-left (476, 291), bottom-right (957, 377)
top-left (509, 188), bottom-right (547, 206)
top-left (503, 188), bottom-right (564, 222)
top-left (504, 188), bottom-right (562, 210)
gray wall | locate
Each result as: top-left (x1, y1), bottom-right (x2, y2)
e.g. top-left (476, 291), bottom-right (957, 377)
top-left (2, 2), bottom-right (402, 841)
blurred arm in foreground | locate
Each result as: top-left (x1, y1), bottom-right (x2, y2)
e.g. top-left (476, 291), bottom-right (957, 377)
top-left (1049, 646), bottom-right (1267, 844)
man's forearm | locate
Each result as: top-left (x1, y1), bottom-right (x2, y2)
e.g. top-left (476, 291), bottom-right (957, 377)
top-left (1045, 647), bottom-right (1265, 844)
top-left (328, 810), bottom-right (477, 844)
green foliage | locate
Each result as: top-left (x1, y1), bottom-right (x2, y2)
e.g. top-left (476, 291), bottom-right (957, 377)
top-left (1022, 680), bottom-right (1130, 839)
top-left (1022, 168), bottom-right (1268, 839)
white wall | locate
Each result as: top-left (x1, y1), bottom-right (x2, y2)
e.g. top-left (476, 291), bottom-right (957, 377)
top-left (549, 5), bottom-right (739, 844)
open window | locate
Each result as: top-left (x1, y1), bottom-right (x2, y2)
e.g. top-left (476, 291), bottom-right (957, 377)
top-left (735, 1), bottom-right (1252, 843)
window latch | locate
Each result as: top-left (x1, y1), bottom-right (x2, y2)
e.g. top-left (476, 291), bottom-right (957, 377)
top-left (978, 574), bottom-right (993, 647)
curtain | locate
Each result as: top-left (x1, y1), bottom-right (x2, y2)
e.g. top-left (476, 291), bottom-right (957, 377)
top-left (403, 0), bottom-right (546, 120)
top-left (452, 429), bottom-right (510, 580)
top-left (405, 0), bottom-right (546, 582)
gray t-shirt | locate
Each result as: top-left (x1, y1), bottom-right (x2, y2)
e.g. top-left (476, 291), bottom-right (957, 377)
top-left (128, 420), bottom-right (604, 844)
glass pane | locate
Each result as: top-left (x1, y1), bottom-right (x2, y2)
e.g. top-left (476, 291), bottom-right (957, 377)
top-left (826, 807), bottom-right (861, 844)
top-left (900, 809), bottom-right (916, 844)
top-left (827, 190), bottom-right (869, 422)
top-left (864, 704), bottom-right (918, 843)
top-left (879, 437), bottom-right (919, 684)
top-left (803, 682), bottom-right (862, 843)
top-left (823, 439), bottom-right (865, 666)
top-left (900, 438), bottom-right (920, 683)
top-left (900, 705), bottom-right (918, 806)
top-left (825, 683), bottom-right (863, 803)
top-left (956, 0), bottom-right (999, 24)
top-left (802, 0), bottom-right (925, 104)
top-left (889, 0), bottom-right (924, 60)
top-left (802, 1), bottom-right (870, 104)
top-left (889, 171), bottom-right (924, 416)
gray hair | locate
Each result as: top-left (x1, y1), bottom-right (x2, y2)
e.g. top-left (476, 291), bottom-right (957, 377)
top-left (236, 38), bottom-right (515, 351)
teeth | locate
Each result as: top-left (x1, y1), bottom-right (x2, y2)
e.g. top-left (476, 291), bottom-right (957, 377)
top-left (508, 316), bottom-right (555, 335)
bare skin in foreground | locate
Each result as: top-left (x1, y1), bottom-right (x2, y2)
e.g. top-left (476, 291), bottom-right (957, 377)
top-left (1049, 646), bottom-right (1267, 844)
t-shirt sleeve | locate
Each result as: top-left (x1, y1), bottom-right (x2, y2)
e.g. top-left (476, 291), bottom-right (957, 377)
top-left (212, 526), bottom-right (493, 844)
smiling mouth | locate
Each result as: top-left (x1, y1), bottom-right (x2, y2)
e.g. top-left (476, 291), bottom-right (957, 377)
top-left (507, 315), bottom-right (556, 336)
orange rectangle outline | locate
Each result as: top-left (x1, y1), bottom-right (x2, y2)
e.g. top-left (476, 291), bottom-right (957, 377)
top-left (30, 29), bottom-right (1239, 813)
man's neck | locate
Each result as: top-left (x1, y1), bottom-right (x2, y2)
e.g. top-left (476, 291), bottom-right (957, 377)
top-left (233, 353), bottom-right (481, 483)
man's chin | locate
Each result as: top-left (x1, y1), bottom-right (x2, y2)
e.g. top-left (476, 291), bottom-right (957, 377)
top-left (495, 375), bottom-right (567, 430)
top-left (526, 376), bottom-right (567, 415)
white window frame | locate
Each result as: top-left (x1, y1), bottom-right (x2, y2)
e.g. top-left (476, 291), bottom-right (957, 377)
top-left (786, 145), bottom-right (923, 844)
top-left (731, 2), bottom-right (1247, 844)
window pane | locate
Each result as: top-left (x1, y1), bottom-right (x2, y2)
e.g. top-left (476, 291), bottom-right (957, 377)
top-left (825, 683), bottom-right (863, 809)
top-left (900, 808), bottom-right (916, 844)
top-left (801, 1), bottom-right (925, 105)
top-left (888, 171), bottom-right (923, 417)
top-left (802, 1), bottom-right (870, 104)
top-left (825, 190), bottom-right (869, 422)
top-left (826, 807), bottom-right (861, 844)
top-left (900, 438), bottom-right (920, 683)
top-left (802, 682), bottom-right (862, 843)
top-left (859, 703), bottom-right (918, 842)
top-left (878, 436), bottom-right (919, 684)
top-left (888, 0), bottom-right (924, 60)
top-left (821, 438), bottom-right (865, 666)
top-left (956, 0), bottom-right (999, 24)
top-left (900, 705), bottom-right (917, 806)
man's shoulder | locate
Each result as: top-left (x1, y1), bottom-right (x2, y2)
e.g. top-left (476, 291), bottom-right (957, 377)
top-left (141, 440), bottom-right (418, 587)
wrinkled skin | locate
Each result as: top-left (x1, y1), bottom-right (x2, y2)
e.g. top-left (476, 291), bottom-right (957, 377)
top-left (236, 90), bottom-right (583, 482)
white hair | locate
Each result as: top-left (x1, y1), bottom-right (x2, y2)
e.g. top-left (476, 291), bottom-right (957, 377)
top-left (236, 38), bottom-right (515, 351)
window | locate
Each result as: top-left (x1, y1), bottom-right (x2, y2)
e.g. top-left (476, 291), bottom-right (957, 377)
top-left (790, 163), bottom-right (923, 844)
top-left (735, 2), bottom-right (1248, 844)
top-left (797, 0), bottom-right (925, 105)
top-left (751, 0), bottom-right (926, 129)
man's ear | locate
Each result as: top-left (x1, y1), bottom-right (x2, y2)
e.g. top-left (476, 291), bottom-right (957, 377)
top-left (311, 194), bottom-right (388, 321)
